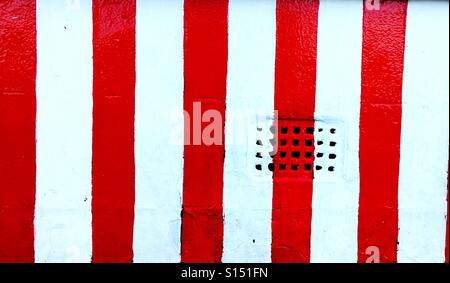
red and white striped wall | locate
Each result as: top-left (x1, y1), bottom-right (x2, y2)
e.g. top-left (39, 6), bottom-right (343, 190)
top-left (0, 0), bottom-right (448, 263)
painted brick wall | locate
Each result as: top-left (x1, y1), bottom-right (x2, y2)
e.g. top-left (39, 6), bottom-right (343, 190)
top-left (0, 0), bottom-right (448, 263)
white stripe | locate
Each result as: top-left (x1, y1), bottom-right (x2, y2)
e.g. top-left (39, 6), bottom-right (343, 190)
top-left (133, 0), bottom-right (184, 263)
top-left (35, 0), bottom-right (93, 263)
top-left (397, 0), bottom-right (449, 263)
top-left (310, 0), bottom-right (362, 263)
top-left (222, 0), bottom-right (276, 263)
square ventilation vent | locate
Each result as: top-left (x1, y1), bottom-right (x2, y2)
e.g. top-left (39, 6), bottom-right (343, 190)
top-left (249, 114), bottom-right (277, 181)
top-left (313, 120), bottom-right (344, 181)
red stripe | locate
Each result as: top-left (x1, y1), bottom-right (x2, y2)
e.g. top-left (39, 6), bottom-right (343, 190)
top-left (0, 0), bottom-right (36, 263)
top-left (358, 0), bottom-right (407, 263)
top-left (181, 0), bottom-right (228, 263)
top-left (272, 0), bottom-right (319, 263)
top-left (92, 0), bottom-right (136, 263)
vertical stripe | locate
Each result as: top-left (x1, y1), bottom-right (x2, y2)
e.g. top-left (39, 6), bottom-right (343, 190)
top-left (92, 0), bottom-right (136, 263)
top-left (310, 0), bottom-right (362, 263)
top-left (35, 0), bottom-right (93, 263)
top-left (445, 161), bottom-right (450, 264)
top-left (134, 0), bottom-right (184, 263)
top-left (272, 0), bottom-right (319, 263)
top-left (222, 0), bottom-right (276, 263)
top-left (397, 0), bottom-right (449, 263)
top-left (447, 182), bottom-right (449, 264)
top-left (0, 0), bottom-right (36, 263)
top-left (358, 0), bottom-right (407, 263)
top-left (181, 0), bottom-right (228, 263)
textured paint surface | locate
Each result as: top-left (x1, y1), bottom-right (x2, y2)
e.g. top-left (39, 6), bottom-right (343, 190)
top-left (358, 0), bottom-right (408, 263)
top-left (272, 0), bottom-right (319, 263)
top-left (133, 0), bottom-right (184, 263)
top-left (397, 0), bottom-right (449, 263)
top-left (311, 0), bottom-right (362, 263)
top-left (181, 0), bottom-right (228, 263)
top-left (222, 0), bottom-right (276, 263)
top-left (34, 0), bottom-right (93, 262)
top-left (0, 0), bottom-right (36, 263)
top-left (92, 0), bottom-right (136, 263)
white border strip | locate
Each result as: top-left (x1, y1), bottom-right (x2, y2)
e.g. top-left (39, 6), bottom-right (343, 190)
top-left (397, 0), bottom-right (449, 263)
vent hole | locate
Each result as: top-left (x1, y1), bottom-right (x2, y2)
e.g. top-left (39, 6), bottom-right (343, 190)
top-left (268, 163), bottom-right (274, 172)
top-left (318, 128), bottom-right (323, 132)
top-left (292, 139), bottom-right (299, 146)
top-left (280, 140), bottom-right (287, 146)
top-left (279, 164), bottom-right (286, 171)
top-left (291, 164), bottom-right (299, 171)
top-left (304, 164), bottom-right (311, 171)
top-left (280, 152), bottom-right (287, 158)
top-left (270, 125), bottom-right (276, 133)
top-left (316, 165), bottom-right (323, 171)
top-left (256, 140), bottom-right (263, 146)
top-left (317, 140), bottom-right (323, 146)
top-left (281, 127), bottom-right (288, 134)
top-left (269, 151), bottom-right (276, 157)
top-left (330, 128), bottom-right (336, 134)
top-left (256, 164), bottom-right (262, 171)
top-left (328, 166), bottom-right (335, 172)
top-left (305, 152), bottom-right (313, 158)
top-left (329, 154), bottom-right (336, 159)
top-left (293, 127), bottom-right (301, 134)
top-left (317, 152), bottom-right (324, 158)
top-left (292, 151), bottom-right (300, 158)
top-left (330, 141), bottom-right (337, 147)
top-left (305, 140), bottom-right (313, 147)
top-left (257, 127), bottom-right (263, 132)
top-left (256, 152), bottom-right (263, 158)
top-left (306, 127), bottom-right (314, 134)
